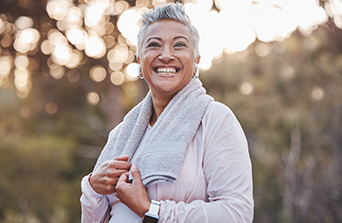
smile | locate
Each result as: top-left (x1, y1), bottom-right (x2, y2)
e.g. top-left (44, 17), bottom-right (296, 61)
top-left (154, 67), bottom-right (180, 76)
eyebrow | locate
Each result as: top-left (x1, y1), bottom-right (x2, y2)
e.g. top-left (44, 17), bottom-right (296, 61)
top-left (146, 37), bottom-right (162, 43)
top-left (146, 35), bottom-right (190, 43)
top-left (174, 35), bottom-right (189, 42)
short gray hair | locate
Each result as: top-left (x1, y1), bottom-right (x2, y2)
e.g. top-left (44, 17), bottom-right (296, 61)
top-left (136, 2), bottom-right (200, 60)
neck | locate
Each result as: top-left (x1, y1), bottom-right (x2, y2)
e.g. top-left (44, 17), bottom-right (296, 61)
top-left (149, 93), bottom-right (173, 127)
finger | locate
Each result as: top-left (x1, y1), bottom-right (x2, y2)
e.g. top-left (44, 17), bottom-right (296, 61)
top-left (110, 170), bottom-right (129, 185)
top-left (114, 155), bottom-right (130, 161)
top-left (108, 160), bottom-right (132, 170)
top-left (107, 168), bottom-right (130, 177)
top-left (131, 165), bottom-right (143, 185)
top-left (117, 172), bottom-right (129, 187)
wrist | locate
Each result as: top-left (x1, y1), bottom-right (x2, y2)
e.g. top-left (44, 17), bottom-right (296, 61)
top-left (88, 173), bottom-right (93, 187)
top-left (142, 200), bottom-right (161, 223)
top-left (139, 200), bottom-right (151, 218)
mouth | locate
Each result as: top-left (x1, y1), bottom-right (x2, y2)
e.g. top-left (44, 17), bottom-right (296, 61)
top-left (153, 67), bottom-right (180, 76)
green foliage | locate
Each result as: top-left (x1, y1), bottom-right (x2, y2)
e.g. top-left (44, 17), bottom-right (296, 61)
top-left (0, 126), bottom-right (77, 222)
top-left (201, 26), bottom-right (342, 222)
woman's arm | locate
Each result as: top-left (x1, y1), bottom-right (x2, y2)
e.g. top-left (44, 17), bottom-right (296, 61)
top-left (80, 175), bottom-right (111, 223)
top-left (80, 156), bottom-right (132, 222)
top-left (158, 102), bottom-right (253, 223)
top-left (115, 165), bottom-right (151, 218)
top-left (80, 122), bottom-right (132, 223)
top-left (114, 102), bottom-right (254, 222)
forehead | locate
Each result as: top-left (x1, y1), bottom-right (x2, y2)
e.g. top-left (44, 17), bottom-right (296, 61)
top-left (143, 20), bottom-right (193, 43)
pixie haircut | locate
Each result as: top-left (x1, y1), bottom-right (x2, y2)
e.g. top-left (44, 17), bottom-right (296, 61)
top-left (136, 3), bottom-right (200, 60)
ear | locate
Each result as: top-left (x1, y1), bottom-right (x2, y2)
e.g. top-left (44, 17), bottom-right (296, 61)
top-left (137, 57), bottom-right (141, 64)
top-left (195, 56), bottom-right (201, 65)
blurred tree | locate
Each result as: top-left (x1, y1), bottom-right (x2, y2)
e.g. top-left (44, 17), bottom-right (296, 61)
top-left (0, 119), bottom-right (76, 222)
top-left (202, 18), bottom-right (342, 223)
top-left (0, 0), bottom-right (342, 222)
top-left (0, 0), bottom-right (144, 222)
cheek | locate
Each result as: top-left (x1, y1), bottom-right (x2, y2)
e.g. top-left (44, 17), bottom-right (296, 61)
top-left (142, 49), bottom-right (159, 59)
top-left (140, 54), bottom-right (156, 70)
top-left (175, 50), bottom-right (194, 63)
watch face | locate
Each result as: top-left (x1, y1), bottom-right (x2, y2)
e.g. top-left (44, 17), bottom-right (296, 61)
top-left (142, 215), bottom-right (159, 223)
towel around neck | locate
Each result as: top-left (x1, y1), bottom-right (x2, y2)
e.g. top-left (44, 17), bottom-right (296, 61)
top-left (94, 77), bottom-right (213, 186)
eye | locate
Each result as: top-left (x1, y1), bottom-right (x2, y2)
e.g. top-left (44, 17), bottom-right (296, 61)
top-left (147, 42), bottom-right (161, 47)
top-left (174, 42), bottom-right (187, 47)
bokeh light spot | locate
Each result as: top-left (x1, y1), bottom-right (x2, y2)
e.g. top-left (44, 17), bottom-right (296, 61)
top-left (41, 40), bottom-right (53, 55)
top-left (312, 87), bottom-right (324, 100)
top-left (14, 28), bottom-right (40, 53)
top-left (273, 41), bottom-right (286, 54)
top-left (0, 58), bottom-right (12, 76)
top-left (109, 61), bottom-right (123, 71)
top-left (14, 68), bottom-right (29, 87)
top-left (45, 101), bottom-right (58, 114)
top-left (103, 35), bottom-right (115, 49)
top-left (85, 1), bottom-right (105, 27)
top-left (304, 36), bottom-right (317, 49)
top-left (125, 63), bottom-right (139, 81)
top-left (49, 64), bottom-right (64, 79)
top-left (56, 19), bottom-right (69, 32)
top-left (90, 65), bottom-right (107, 82)
top-left (281, 66), bottom-right (294, 78)
top-left (15, 16), bottom-right (33, 30)
top-left (1, 34), bottom-right (13, 48)
top-left (110, 71), bottom-right (125, 86)
top-left (255, 43), bottom-right (271, 57)
top-left (239, 81), bottom-right (253, 95)
top-left (52, 44), bottom-right (72, 65)
top-left (117, 8), bottom-right (140, 45)
top-left (66, 6), bottom-right (83, 25)
top-left (87, 91), bottom-right (100, 105)
top-left (66, 28), bottom-right (87, 45)
top-left (46, 0), bottom-right (69, 20)
top-left (152, 0), bottom-right (167, 7)
top-left (85, 35), bottom-right (106, 58)
top-left (20, 106), bottom-right (31, 118)
top-left (14, 54), bottom-right (29, 68)
top-left (67, 69), bottom-right (81, 83)
top-left (14, 67), bottom-right (31, 98)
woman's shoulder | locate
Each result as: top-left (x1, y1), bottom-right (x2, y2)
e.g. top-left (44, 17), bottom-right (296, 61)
top-left (202, 100), bottom-right (242, 131)
top-left (204, 101), bottom-right (234, 120)
top-left (108, 122), bottom-right (122, 137)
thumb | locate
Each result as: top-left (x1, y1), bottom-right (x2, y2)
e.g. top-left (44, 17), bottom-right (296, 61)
top-left (131, 165), bottom-right (143, 185)
top-left (117, 172), bottom-right (129, 186)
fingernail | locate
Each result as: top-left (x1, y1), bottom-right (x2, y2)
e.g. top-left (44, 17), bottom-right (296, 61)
top-left (132, 164), bottom-right (137, 170)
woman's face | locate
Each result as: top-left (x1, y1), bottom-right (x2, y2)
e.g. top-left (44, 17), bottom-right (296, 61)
top-left (138, 20), bottom-right (200, 99)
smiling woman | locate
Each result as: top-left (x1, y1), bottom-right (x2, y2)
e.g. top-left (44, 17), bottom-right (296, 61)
top-left (137, 20), bottom-right (199, 114)
top-left (80, 3), bottom-right (254, 223)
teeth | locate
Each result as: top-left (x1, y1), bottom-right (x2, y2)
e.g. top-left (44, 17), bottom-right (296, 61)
top-left (157, 67), bottom-right (177, 74)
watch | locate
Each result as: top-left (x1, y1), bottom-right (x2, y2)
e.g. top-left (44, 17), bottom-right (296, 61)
top-left (142, 200), bottom-right (161, 223)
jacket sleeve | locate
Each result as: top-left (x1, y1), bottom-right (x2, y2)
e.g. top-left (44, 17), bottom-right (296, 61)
top-left (80, 124), bottom-right (122, 223)
top-left (80, 175), bottom-right (111, 223)
top-left (158, 102), bottom-right (254, 223)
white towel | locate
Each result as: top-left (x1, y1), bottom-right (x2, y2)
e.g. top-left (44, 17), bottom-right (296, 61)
top-left (94, 78), bottom-right (213, 186)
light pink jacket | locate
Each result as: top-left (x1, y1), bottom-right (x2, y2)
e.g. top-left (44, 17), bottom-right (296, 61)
top-left (80, 102), bottom-right (254, 223)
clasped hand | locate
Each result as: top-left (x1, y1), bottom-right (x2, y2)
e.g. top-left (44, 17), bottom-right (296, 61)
top-left (89, 155), bottom-right (150, 217)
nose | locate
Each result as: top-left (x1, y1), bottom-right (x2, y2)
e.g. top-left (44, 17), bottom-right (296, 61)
top-left (158, 46), bottom-right (174, 63)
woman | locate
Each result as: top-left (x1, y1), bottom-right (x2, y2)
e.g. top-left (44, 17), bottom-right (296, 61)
top-left (80, 3), bottom-right (253, 223)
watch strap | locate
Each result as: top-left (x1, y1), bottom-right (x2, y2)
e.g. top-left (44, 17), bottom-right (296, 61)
top-left (148, 200), bottom-right (161, 216)
top-left (142, 200), bottom-right (160, 223)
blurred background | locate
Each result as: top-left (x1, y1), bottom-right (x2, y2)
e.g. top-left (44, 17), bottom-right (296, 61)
top-left (0, 0), bottom-right (342, 222)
